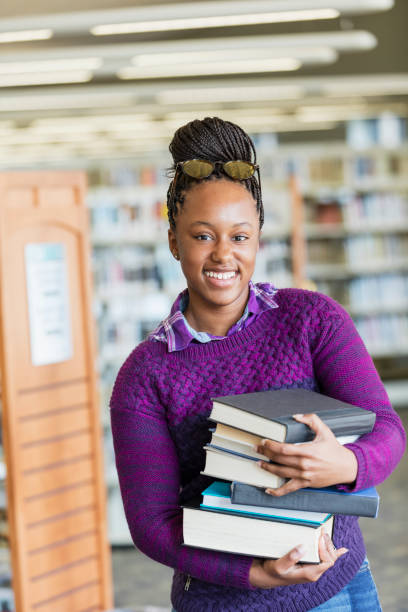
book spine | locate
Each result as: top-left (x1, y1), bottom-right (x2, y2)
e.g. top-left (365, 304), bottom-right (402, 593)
top-left (231, 484), bottom-right (379, 518)
top-left (282, 410), bottom-right (375, 443)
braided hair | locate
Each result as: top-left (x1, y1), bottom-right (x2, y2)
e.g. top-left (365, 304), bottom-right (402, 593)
top-left (167, 117), bottom-right (264, 230)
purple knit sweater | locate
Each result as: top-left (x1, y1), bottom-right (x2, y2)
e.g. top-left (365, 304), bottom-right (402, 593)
top-left (110, 289), bottom-right (406, 612)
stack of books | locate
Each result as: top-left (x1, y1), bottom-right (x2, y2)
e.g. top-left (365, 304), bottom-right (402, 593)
top-left (182, 388), bottom-right (379, 564)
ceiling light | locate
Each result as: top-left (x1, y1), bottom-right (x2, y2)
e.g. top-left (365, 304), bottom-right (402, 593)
top-left (0, 31), bottom-right (374, 69)
top-left (0, 29), bottom-right (53, 43)
top-left (324, 76), bottom-right (408, 96)
top-left (0, 91), bottom-right (137, 112)
top-left (91, 9), bottom-right (339, 35)
top-left (119, 58), bottom-right (301, 79)
top-left (132, 47), bottom-right (337, 67)
top-left (157, 85), bottom-right (305, 105)
top-left (0, 71), bottom-right (93, 88)
top-left (0, 58), bottom-right (102, 74)
top-left (0, 1), bottom-right (392, 38)
top-left (31, 113), bottom-right (152, 131)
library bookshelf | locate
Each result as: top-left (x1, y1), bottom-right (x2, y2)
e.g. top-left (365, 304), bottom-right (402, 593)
top-left (0, 172), bottom-right (112, 611)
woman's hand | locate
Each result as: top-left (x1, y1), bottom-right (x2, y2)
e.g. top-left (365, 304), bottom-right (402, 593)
top-left (257, 413), bottom-right (358, 497)
top-left (249, 533), bottom-right (348, 589)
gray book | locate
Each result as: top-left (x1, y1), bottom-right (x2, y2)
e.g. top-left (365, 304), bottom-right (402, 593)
top-left (210, 388), bottom-right (375, 443)
top-left (231, 482), bottom-right (380, 518)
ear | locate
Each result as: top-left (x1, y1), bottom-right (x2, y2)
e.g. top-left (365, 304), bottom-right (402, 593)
top-left (168, 227), bottom-right (178, 257)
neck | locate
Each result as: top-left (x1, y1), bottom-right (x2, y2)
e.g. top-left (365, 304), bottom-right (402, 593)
top-left (184, 288), bottom-right (249, 337)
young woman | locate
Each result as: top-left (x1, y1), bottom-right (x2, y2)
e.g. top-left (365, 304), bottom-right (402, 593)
top-left (110, 117), bottom-right (406, 611)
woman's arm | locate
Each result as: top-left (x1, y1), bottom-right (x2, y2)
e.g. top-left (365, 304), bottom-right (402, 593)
top-left (110, 356), bottom-right (253, 589)
top-left (311, 309), bottom-right (406, 491)
top-left (258, 303), bottom-right (406, 494)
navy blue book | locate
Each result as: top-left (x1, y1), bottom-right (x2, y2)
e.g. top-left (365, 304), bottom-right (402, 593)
top-left (231, 482), bottom-right (380, 518)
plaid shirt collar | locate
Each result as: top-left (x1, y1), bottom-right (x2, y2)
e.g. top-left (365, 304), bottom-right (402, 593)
top-left (148, 281), bottom-right (278, 353)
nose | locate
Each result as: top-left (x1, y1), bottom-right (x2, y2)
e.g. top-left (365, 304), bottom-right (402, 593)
top-left (211, 237), bottom-right (233, 263)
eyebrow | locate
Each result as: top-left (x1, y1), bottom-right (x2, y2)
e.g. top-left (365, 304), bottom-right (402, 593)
top-left (190, 221), bottom-right (253, 228)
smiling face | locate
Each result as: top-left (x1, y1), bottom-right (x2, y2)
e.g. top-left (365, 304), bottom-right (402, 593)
top-left (168, 179), bottom-right (260, 323)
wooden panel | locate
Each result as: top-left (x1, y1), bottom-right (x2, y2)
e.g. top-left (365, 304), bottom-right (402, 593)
top-left (26, 506), bottom-right (97, 551)
top-left (27, 531), bottom-right (99, 578)
top-left (6, 188), bottom-right (35, 208)
top-left (31, 582), bottom-right (101, 612)
top-left (0, 172), bottom-right (112, 611)
top-left (22, 456), bottom-right (94, 497)
top-left (39, 187), bottom-right (77, 208)
top-left (23, 482), bottom-right (95, 524)
top-left (30, 557), bottom-right (100, 606)
top-left (16, 380), bottom-right (89, 418)
top-left (20, 430), bottom-right (93, 471)
top-left (19, 404), bottom-right (90, 445)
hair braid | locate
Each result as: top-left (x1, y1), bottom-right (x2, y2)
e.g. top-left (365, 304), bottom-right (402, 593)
top-left (167, 117), bottom-right (264, 230)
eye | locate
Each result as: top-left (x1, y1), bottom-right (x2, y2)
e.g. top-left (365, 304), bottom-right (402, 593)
top-left (195, 234), bottom-right (212, 241)
top-left (233, 235), bottom-right (248, 242)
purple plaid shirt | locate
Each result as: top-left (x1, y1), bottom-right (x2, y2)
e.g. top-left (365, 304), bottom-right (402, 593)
top-left (148, 281), bottom-right (278, 352)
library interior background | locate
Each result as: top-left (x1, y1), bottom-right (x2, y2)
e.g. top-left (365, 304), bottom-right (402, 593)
top-left (0, 0), bottom-right (407, 610)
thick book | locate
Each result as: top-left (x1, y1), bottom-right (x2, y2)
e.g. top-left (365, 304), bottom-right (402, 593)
top-left (210, 388), bottom-right (375, 443)
top-left (201, 446), bottom-right (285, 489)
top-left (202, 481), bottom-right (331, 525)
top-left (209, 422), bottom-right (361, 461)
top-left (183, 503), bottom-right (334, 564)
top-left (231, 482), bottom-right (380, 518)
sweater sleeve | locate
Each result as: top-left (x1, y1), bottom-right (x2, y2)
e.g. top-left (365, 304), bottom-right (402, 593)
top-left (309, 297), bottom-right (406, 492)
top-left (110, 350), bottom-right (253, 589)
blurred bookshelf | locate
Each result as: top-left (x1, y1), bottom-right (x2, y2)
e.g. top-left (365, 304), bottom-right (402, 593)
top-left (87, 141), bottom-right (408, 544)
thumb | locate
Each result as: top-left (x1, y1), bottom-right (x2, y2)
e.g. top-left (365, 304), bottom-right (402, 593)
top-left (272, 544), bottom-right (306, 574)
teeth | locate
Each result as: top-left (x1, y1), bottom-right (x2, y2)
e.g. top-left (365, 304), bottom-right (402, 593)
top-left (205, 271), bottom-right (236, 280)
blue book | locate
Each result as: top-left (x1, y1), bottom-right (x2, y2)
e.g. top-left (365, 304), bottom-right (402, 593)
top-left (231, 482), bottom-right (379, 518)
top-left (201, 481), bottom-right (332, 526)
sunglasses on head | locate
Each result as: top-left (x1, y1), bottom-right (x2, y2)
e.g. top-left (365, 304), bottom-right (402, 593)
top-left (176, 159), bottom-right (259, 180)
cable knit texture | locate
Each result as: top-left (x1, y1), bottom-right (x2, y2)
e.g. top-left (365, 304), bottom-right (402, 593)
top-left (110, 289), bottom-right (406, 612)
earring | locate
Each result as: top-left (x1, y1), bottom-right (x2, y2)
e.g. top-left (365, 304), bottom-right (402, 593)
top-left (173, 251), bottom-right (179, 260)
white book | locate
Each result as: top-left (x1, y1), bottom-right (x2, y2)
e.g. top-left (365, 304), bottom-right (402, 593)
top-left (183, 505), bottom-right (334, 564)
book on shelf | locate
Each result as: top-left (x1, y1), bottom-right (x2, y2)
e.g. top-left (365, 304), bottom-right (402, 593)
top-left (202, 481), bottom-right (331, 524)
top-left (201, 446), bottom-right (285, 489)
top-left (231, 482), bottom-right (380, 518)
top-left (183, 500), bottom-right (334, 564)
top-left (209, 422), bottom-right (361, 462)
top-left (209, 388), bottom-right (375, 444)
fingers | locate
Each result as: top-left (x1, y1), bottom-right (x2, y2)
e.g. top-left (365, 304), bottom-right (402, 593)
top-left (258, 439), bottom-right (302, 461)
top-left (292, 413), bottom-right (333, 440)
top-left (271, 544), bottom-right (307, 575)
top-left (265, 478), bottom-right (307, 497)
top-left (259, 461), bottom-right (305, 482)
top-left (319, 533), bottom-right (348, 566)
top-left (261, 536), bottom-right (349, 587)
top-left (319, 533), bottom-right (337, 566)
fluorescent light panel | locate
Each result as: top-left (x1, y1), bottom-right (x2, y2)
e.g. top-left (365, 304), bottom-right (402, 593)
top-left (0, 71), bottom-right (93, 88)
top-left (0, 29), bottom-right (52, 43)
top-left (0, 58), bottom-right (102, 74)
top-left (31, 113), bottom-right (152, 131)
top-left (132, 47), bottom-right (337, 67)
top-left (91, 9), bottom-right (339, 35)
top-left (0, 1), bottom-right (392, 38)
top-left (158, 74), bottom-right (408, 104)
top-left (158, 85), bottom-right (305, 104)
top-left (119, 57), bottom-right (302, 79)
